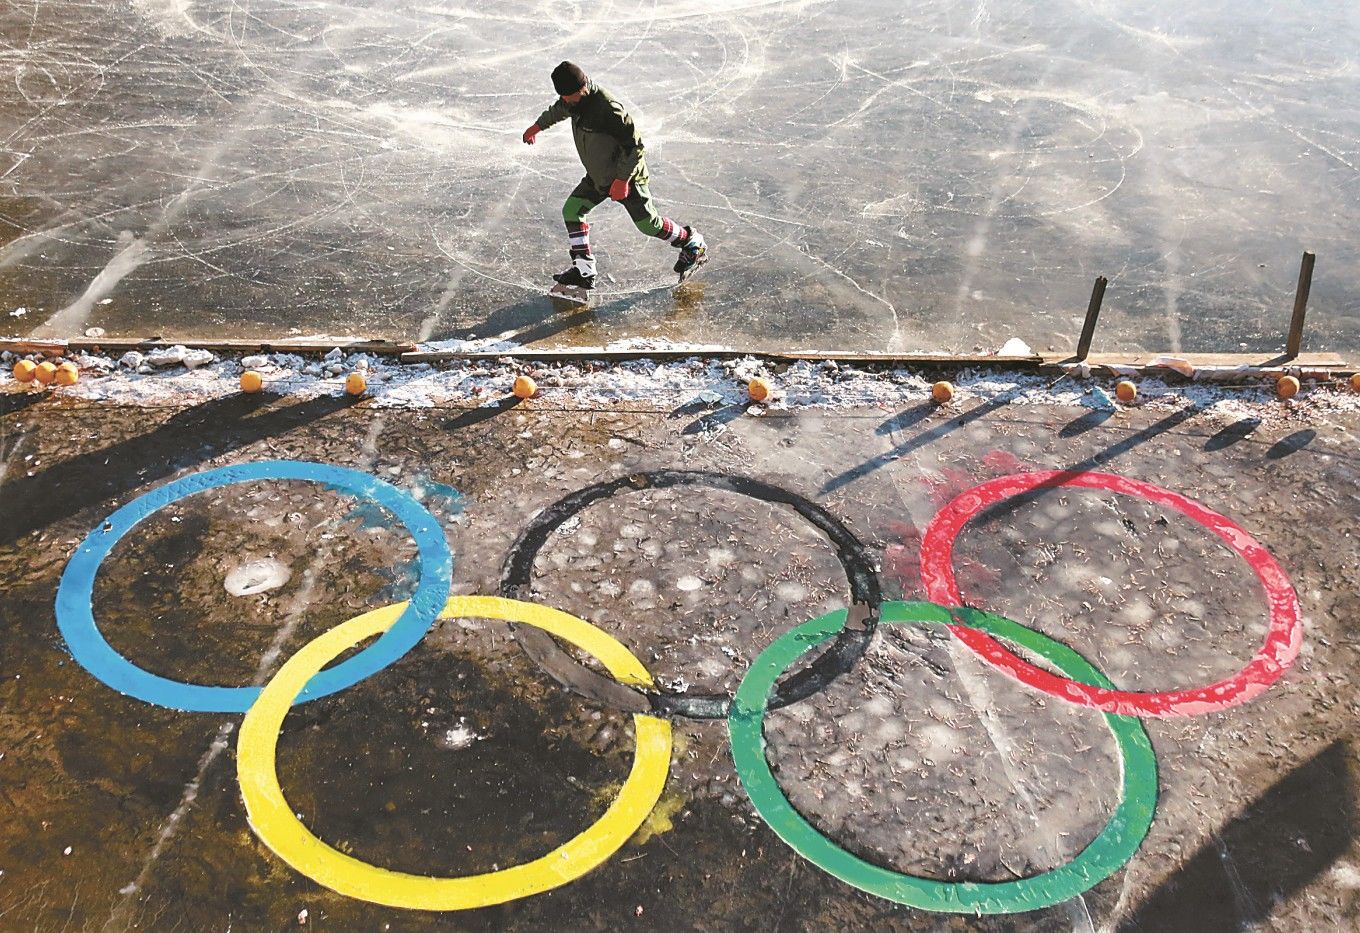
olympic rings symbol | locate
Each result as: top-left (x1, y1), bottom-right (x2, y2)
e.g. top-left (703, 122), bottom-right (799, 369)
top-left (501, 470), bottom-right (882, 719)
top-left (920, 470), bottom-right (1303, 717)
top-left (238, 596), bottom-right (672, 912)
top-left (55, 462), bottom-right (453, 713)
top-left (54, 461), bottom-right (1302, 915)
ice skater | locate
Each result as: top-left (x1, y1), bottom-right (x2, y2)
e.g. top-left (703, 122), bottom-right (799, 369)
top-left (522, 61), bottom-right (707, 301)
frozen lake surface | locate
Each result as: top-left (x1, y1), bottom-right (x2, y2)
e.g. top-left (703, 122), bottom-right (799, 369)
top-left (1, 0), bottom-right (1357, 352)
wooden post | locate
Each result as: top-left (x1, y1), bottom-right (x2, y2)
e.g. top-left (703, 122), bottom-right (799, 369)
top-left (1286, 251), bottom-right (1315, 359)
top-left (1076, 276), bottom-right (1107, 362)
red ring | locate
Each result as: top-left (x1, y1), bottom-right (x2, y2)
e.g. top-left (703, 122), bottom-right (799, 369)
top-left (919, 470), bottom-right (1302, 717)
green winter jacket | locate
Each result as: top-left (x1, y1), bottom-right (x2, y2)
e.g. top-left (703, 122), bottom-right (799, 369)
top-left (536, 82), bottom-right (648, 190)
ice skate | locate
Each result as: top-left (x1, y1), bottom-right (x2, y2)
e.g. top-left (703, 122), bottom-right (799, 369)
top-left (673, 228), bottom-right (708, 284)
top-left (548, 263), bottom-right (596, 305)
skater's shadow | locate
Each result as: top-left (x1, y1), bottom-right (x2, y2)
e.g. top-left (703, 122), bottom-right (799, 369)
top-left (439, 296), bottom-right (598, 347)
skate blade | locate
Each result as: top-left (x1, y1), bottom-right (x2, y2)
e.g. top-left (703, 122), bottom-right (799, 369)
top-left (676, 254), bottom-right (709, 285)
top-left (548, 283), bottom-right (592, 305)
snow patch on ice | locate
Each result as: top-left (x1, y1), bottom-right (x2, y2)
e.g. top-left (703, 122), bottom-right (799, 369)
top-left (997, 337), bottom-right (1034, 356)
top-left (7, 345), bottom-right (1359, 432)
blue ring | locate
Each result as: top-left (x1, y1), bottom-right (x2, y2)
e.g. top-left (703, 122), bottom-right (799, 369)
top-left (55, 461), bottom-right (454, 712)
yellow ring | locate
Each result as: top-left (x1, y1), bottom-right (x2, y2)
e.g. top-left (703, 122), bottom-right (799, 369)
top-left (237, 595), bottom-right (672, 911)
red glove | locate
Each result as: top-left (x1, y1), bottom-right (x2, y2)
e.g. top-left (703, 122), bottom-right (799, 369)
top-left (609, 178), bottom-right (630, 201)
top-left (522, 124), bottom-right (540, 145)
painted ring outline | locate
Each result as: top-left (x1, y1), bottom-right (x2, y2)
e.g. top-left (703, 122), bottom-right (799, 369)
top-left (500, 470), bottom-right (881, 719)
top-left (919, 470), bottom-right (1302, 717)
top-left (237, 595), bottom-right (672, 911)
top-left (728, 600), bottom-right (1158, 914)
top-left (55, 461), bottom-right (453, 713)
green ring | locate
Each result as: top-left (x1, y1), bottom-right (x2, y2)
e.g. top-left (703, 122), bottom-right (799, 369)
top-left (728, 600), bottom-right (1158, 914)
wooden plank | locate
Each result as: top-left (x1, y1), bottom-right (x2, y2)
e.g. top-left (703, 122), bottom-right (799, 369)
top-left (1074, 351), bottom-right (1346, 368)
top-left (404, 348), bottom-right (1351, 370)
top-left (0, 339), bottom-right (67, 356)
top-left (0, 337), bottom-right (416, 356)
top-left (400, 348), bottom-right (1045, 365)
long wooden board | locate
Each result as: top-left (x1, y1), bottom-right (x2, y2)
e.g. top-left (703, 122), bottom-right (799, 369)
top-left (401, 348), bottom-right (1350, 372)
top-left (0, 337), bottom-right (416, 356)
top-left (2, 337), bottom-right (1349, 373)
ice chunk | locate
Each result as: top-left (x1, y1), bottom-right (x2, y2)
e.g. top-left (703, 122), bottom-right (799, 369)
top-left (75, 353), bottom-right (114, 373)
top-left (145, 345), bottom-right (188, 368)
top-left (182, 348), bottom-right (215, 369)
top-left (1084, 386), bottom-right (1116, 410)
top-left (224, 558), bottom-right (292, 596)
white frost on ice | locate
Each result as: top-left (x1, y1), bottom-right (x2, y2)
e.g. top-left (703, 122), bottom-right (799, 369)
top-left (436, 721), bottom-right (481, 751)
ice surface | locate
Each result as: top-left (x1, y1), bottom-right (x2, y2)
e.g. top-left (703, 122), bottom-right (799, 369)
top-left (0, 1), bottom-right (1357, 353)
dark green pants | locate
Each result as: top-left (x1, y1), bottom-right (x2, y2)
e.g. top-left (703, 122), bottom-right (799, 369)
top-left (562, 175), bottom-right (664, 236)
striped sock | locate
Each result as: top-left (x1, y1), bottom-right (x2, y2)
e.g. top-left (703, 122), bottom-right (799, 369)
top-left (566, 222), bottom-right (596, 276)
top-left (657, 218), bottom-right (690, 245)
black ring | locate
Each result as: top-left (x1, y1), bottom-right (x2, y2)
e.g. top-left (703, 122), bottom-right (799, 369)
top-left (499, 470), bottom-right (881, 719)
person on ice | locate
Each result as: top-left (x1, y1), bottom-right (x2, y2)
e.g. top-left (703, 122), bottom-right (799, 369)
top-left (522, 61), bottom-right (707, 294)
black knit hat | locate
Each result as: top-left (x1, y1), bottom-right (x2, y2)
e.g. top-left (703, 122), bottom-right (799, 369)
top-left (552, 61), bottom-right (587, 96)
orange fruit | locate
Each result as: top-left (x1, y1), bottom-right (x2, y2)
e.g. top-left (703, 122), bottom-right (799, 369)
top-left (1277, 375), bottom-right (1300, 399)
top-left (513, 375), bottom-right (537, 399)
top-left (54, 362), bottom-right (79, 386)
top-left (12, 359), bottom-right (37, 382)
top-left (1115, 380), bottom-right (1137, 402)
top-left (34, 361), bottom-right (57, 385)
top-left (240, 370), bottom-right (263, 393)
top-left (747, 377), bottom-right (771, 402)
top-left (345, 372), bottom-right (367, 395)
top-left (932, 380), bottom-right (954, 403)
